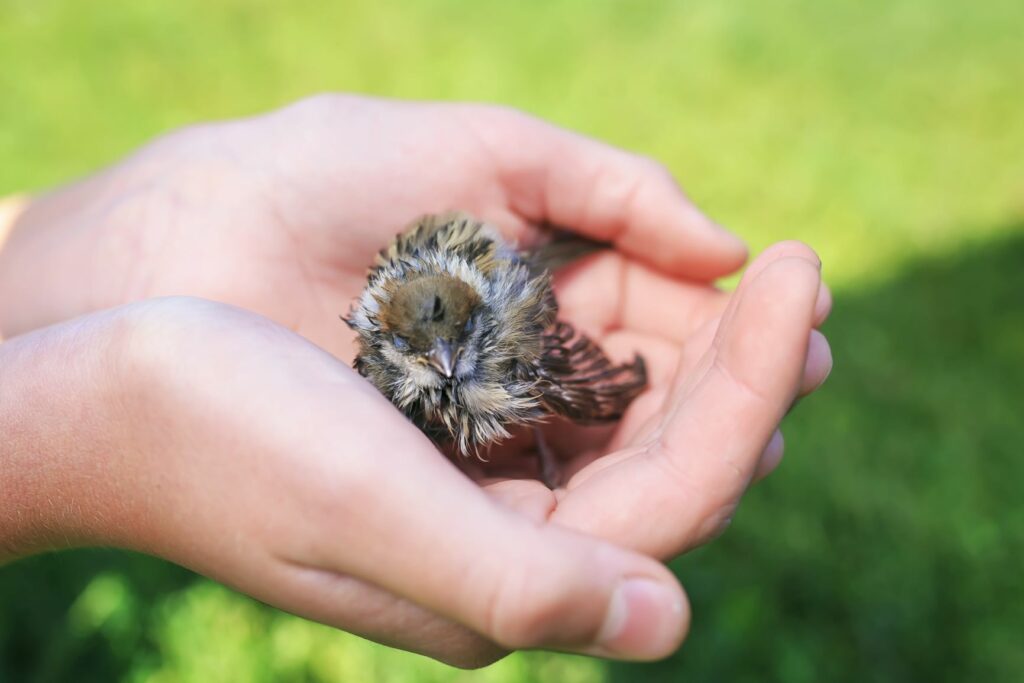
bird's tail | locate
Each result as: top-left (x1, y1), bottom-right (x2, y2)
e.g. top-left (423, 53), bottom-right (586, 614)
top-left (529, 230), bottom-right (610, 275)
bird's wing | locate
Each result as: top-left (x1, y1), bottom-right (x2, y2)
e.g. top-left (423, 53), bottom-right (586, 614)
top-left (536, 322), bottom-right (647, 424)
top-left (527, 232), bottom-right (610, 278)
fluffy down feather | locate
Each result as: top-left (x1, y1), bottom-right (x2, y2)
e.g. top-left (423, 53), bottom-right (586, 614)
top-left (345, 213), bottom-right (647, 458)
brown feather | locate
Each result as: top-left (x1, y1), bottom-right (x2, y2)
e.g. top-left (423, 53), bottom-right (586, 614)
top-left (537, 322), bottom-right (648, 423)
top-left (347, 213), bottom-right (647, 464)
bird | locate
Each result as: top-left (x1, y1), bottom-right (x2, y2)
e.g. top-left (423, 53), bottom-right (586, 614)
top-left (344, 212), bottom-right (647, 487)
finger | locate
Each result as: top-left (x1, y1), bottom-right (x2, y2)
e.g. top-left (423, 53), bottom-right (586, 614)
top-left (663, 241), bottom-right (823, 410)
top-left (602, 329), bottom-right (824, 466)
top-left (482, 479), bottom-right (557, 523)
top-left (800, 329), bottom-right (832, 396)
top-left (815, 282), bottom-right (833, 327)
top-left (145, 303), bottom-right (692, 662)
top-left (553, 252), bottom-right (821, 558)
top-left (753, 430), bottom-right (785, 482)
top-left (277, 368), bottom-right (690, 659)
top-left (565, 278), bottom-right (824, 502)
top-left (522, 332), bottom-right (679, 461)
top-left (658, 252), bottom-right (819, 469)
top-left (552, 251), bottom-right (729, 342)
top-left (599, 330), bottom-right (683, 387)
top-left (672, 323), bottom-right (830, 403)
top-left (712, 240), bottom-right (820, 336)
top-left (464, 106), bottom-right (748, 279)
top-left (258, 561), bottom-right (507, 668)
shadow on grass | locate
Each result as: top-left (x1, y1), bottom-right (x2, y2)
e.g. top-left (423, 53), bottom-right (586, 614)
top-left (0, 550), bottom-right (197, 683)
top-left (1, 229), bottom-right (1022, 682)
top-left (610, 227), bottom-right (1024, 683)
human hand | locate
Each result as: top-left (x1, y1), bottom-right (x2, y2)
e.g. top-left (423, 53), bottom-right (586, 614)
top-left (0, 298), bottom-right (694, 667)
top-left (0, 94), bottom-right (832, 647)
top-left (476, 241), bottom-right (832, 559)
top-left (0, 94), bottom-right (747, 357)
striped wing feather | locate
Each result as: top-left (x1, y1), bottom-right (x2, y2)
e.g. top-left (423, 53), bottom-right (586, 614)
top-left (537, 322), bottom-right (647, 424)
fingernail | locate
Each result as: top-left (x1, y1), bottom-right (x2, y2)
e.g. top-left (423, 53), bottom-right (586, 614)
top-left (807, 330), bottom-right (833, 392)
top-left (819, 355), bottom-right (834, 389)
top-left (596, 578), bottom-right (687, 659)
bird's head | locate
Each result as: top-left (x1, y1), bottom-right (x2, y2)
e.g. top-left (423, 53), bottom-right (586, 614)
top-left (378, 274), bottom-right (482, 380)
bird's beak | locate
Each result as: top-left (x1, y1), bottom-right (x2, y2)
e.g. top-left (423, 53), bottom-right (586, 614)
top-left (427, 338), bottom-right (458, 378)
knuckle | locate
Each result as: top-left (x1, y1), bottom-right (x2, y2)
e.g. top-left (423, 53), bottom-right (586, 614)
top-left (636, 155), bottom-right (675, 184)
top-left (694, 500), bottom-right (738, 546)
top-left (115, 296), bottom-right (220, 344)
top-left (646, 452), bottom-right (741, 550)
top-left (105, 297), bottom-right (196, 360)
top-left (481, 566), bottom-right (559, 648)
top-left (479, 555), bottom-right (598, 650)
top-left (457, 102), bottom-right (537, 142)
top-left (473, 102), bottom-right (532, 126)
top-left (104, 297), bottom-right (260, 395)
top-left (286, 92), bottom-right (361, 120)
top-left (102, 297), bottom-right (211, 390)
top-left (713, 354), bottom-right (773, 407)
top-left (596, 155), bottom-right (673, 214)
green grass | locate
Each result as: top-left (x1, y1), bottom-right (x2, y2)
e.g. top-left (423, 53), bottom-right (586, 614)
top-left (1, 0), bottom-right (1022, 681)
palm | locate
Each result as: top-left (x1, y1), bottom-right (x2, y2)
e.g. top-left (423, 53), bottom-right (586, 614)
top-left (138, 97), bottom-right (826, 562)
top-left (30, 95), bottom-right (828, 561)
top-left (125, 96), bottom-right (745, 361)
top-left (477, 245), bottom-right (829, 561)
top-left (463, 251), bottom-right (724, 471)
top-left (0, 96), bottom-right (833, 664)
top-left (123, 99), bottom-right (499, 358)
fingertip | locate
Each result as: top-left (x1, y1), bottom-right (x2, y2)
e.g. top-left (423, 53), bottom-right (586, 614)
top-left (754, 430), bottom-right (785, 481)
top-left (741, 241), bottom-right (821, 286)
top-left (482, 528), bottom-right (689, 659)
top-left (693, 222), bottom-right (749, 275)
top-left (763, 240), bottom-right (821, 269)
top-left (801, 329), bottom-right (833, 395)
top-left (751, 255), bottom-right (822, 306)
top-left (714, 241), bottom-right (822, 343)
top-left (815, 282), bottom-right (833, 327)
top-left (590, 574), bottom-right (690, 660)
top-left (671, 198), bottom-right (749, 268)
top-left (637, 196), bottom-right (749, 279)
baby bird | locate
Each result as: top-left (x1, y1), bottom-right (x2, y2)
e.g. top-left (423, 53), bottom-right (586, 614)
top-left (344, 213), bottom-right (646, 486)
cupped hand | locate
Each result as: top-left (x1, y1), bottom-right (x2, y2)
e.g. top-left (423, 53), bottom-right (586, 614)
top-left (1, 298), bottom-right (693, 667)
top-left (0, 94), bottom-right (832, 657)
top-left (0, 94), bottom-right (746, 357)
top-left (478, 241), bottom-right (832, 560)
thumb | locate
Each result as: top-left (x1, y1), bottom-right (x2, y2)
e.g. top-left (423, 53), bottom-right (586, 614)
top-left (437, 505), bottom-right (692, 659)
top-left (291, 377), bottom-right (690, 659)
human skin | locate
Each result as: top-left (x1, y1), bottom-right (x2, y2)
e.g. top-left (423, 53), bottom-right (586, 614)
top-left (0, 95), bottom-right (832, 666)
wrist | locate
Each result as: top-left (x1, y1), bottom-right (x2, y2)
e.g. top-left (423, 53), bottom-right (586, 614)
top-left (0, 307), bottom-right (143, 562)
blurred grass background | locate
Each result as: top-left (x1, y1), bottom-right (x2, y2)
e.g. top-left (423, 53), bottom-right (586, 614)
top-left (1, 0), bottom-right (1022, 681)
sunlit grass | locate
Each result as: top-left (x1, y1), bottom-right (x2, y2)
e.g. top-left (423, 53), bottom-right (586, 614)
top-left (0, 0), bottom-right (1021, 681)
top-left (1, 0), bottom-right (1021, 285)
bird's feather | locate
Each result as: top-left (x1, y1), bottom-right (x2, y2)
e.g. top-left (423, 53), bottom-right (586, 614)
top-left (537, 322), bottom-right (647, 423)
top-left (346, 213), bottom-right (647, 461)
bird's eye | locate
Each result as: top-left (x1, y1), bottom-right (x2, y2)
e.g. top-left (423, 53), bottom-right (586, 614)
top-left (431, 295), bottom-right (445, 322)
top-left (392, 334), bottom-right (409, 351)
